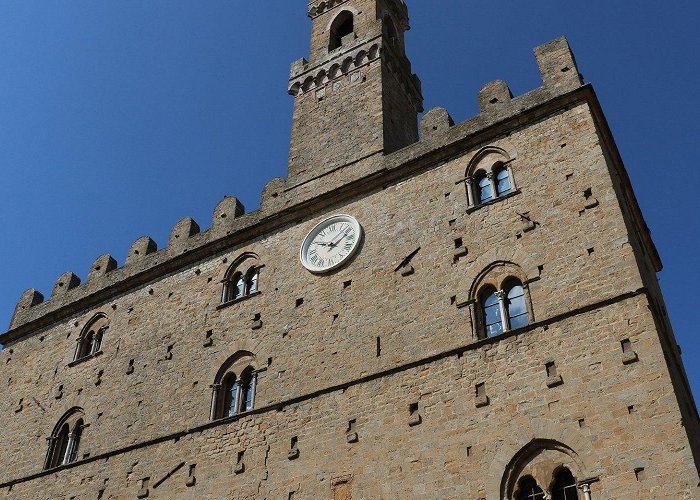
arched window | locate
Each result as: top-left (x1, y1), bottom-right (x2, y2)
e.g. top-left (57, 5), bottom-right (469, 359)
top-left (505, 280), bottom-right (529, 330)
top-left (232, 272), bottom-right (246, 300)
top-left (239, 368), bottom-right (255, 413)
top-left (476, 172), bottom-right (493, 204)
top-left (246, 266), bottom-right (259, 295)
top-left (552, 468), bottom-right (579, 500)
top-left (464, 147), bottom-right (518, 208)
top-left (329, 11), bottom-right (354, 51)
top-left (481, 287), bottom-right (503, 338)
top-left (222, 254), bottom-right (262, 304)
top-left (222, 373), bottom-right (238, 418)
top-left (516, 476), bottom-right (545, 500)
top-left (44, 409), bottom-right (85, 470)
top-left (478, 278), bottom-right (530, 338)
top-left (495, 163), bottom-right (512, 196)
top-left (74, 314), bottom-right (108, 362)
top-left (211, 352), bottom-right (259, 420)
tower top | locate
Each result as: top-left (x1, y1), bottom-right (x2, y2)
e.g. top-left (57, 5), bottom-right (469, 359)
top-left (287, 0), bottom-right (423, 183)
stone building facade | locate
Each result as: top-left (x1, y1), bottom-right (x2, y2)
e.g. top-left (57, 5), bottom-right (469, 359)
top-left (1, 0), bottom-right (698, 498)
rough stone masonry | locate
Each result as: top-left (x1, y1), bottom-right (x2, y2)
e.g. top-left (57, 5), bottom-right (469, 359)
top-left (1, 0), bottom-right (698, 498)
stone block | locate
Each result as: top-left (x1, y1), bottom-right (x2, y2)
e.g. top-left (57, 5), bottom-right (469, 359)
top-left (168, 218), bottom-right (200, 254)
top-left (87, 254), bottom-right (118, 284)
top-left (51, 272), bottom-right (81, 298)
top-left (126, 236), bottom-right (157, 266)
top-left (534, 36), bottom-right (583, 92)
top-left (420, 107), bottom-right (454, 141)
top-left (478, 80), bottom-right (513, 113)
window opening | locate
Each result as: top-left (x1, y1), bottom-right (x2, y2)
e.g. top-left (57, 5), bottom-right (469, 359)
top-left (211, 353), bottom-right (258, 420)
top-left (477, 174), bottom-right (493, 203)
top-left (45, 410), bottom-right (85, 469)
top-left (329, 11), bottom-right (354, 51)
top-left (246, 267), bottom-right (259, 295)
top-left (222, 373), bottom-right (238, 418)
top-left (505, 281), bottom-right (529, 329)
top-left (552, 468), bottom-right (579, 500)
top-left (222, 255), bottom-right (261, 304)
top-left (482, 288), bottom-right (503, 337)
top-left (516, 476), bottom-right (545, 500)
top-left (67, 419), bottom-right (83, 463)
top-left (495, 165), bottom-right (512, 196)
top-left (240, 369), bottom-right (255, 413)
top-left (233, 274), bottom-right (246, 301)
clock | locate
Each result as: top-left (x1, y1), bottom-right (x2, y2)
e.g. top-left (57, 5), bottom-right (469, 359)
top-left (300, 214), bottom-right (362, 273)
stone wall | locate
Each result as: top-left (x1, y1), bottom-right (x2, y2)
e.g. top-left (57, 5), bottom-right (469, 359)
top-left (1, 98), bottom-right (698, 497)
top-left (1, 22), bottom-right (698, 499)
top-left (2, 296), bottom-right (697, 498)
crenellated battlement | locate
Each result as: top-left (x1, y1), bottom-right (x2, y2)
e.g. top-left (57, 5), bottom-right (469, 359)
top-left (4, 36), bottom-right (597, 339)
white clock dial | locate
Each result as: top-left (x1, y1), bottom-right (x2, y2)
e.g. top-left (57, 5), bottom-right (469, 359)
top-left (300, 214), bottom-right (362, 273)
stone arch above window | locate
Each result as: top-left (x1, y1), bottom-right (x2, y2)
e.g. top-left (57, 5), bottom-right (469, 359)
top-left (74, 313), bottom-right (108, 363)
top-left (463, 146), bottom-right (518, 208)
top-left (210, 351), bottom-right (259, 420)
top-left (44, 407), bottom-right (85, 470)
top-left (469, 262), bottom-right (533, 339)
top-left (329, 10), bottom-right (355, 51)
top-left (221, 253), bottom-right (262, 305)
top-left (501, 439), bottom-right (586, 500)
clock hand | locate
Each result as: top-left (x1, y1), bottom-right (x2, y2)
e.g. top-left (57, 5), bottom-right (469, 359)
top-left (329, 229), bottom-right (350, 247)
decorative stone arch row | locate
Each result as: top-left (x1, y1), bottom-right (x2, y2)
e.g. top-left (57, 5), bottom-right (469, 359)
top-left (486, 419), bottom-right (601, 500)
top-left (289, 43), bottom-right (381, 96)
top-left (308, 0), bottom-right (351, 18)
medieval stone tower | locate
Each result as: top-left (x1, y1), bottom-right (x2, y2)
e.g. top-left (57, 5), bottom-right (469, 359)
top-left (1, 0), bottom-right (698, 498)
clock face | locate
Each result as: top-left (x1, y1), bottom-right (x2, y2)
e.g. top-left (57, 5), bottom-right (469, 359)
top-left (300, 214), bottom-right (362, 273)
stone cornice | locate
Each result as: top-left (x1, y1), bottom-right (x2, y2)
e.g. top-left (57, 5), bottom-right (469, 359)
top-left (288, 35), bottom-right (422, 111)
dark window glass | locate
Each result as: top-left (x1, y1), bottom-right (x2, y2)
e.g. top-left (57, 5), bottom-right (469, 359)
top-left (552, 468), bottom-right (579, 500)
top-left (93, 329), bottom-right (103, 354)
top-left (496, 166), bottom-right (511, 196)
top-left (478, 174), bottom-right (493, 203)
top-left (222, 374), bottom-right (237, 418)
top-left (482, 289), bottom-right (503, 337)
top-left (516, 476), bottom-right (545, 500)
top-left (53, 423), bottom-right (70, 468)
top-left (506, 282), bottom-right (529, 330)
top-left (67, 420), bottom-right (83, 464)
top-left (240, 369), bottom-right (255, 412)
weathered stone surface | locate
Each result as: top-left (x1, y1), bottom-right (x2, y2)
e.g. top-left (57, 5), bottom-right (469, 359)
top-left (420, 107), bottom-right (454, 141)
top-left (0, 2), bottom-right (697, 499)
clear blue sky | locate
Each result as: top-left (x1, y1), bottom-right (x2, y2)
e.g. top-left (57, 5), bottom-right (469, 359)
top-left (1, 1), bottom-right (698, 401)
